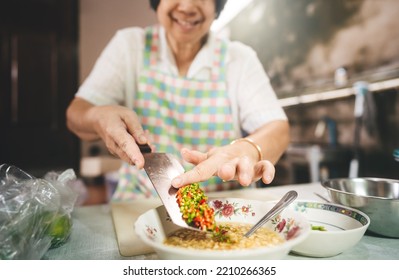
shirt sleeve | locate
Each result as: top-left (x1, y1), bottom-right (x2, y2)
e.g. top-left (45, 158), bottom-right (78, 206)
top-left (226, 41), bottom-right (287, 135)
top-left (75, 28), bottom-right (144, 108)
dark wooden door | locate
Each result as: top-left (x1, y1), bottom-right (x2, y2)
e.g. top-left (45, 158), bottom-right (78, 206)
top-left (0, 0), bottom-right (79, 176)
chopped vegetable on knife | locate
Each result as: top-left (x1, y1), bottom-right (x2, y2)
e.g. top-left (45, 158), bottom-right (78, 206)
top-left (176, 183), bottom-right (216, 231)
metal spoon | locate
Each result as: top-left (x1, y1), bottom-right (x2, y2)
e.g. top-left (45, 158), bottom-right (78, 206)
top-left (244, 190), bottom-right (298, 238)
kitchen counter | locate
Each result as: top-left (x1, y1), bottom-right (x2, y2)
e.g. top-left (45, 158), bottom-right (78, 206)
top-left (44, 183), bottom-right (398, 260)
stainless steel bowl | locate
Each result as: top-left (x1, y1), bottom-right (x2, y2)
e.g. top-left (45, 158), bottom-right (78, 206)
top-left (321, 177), bottom-right (399, 238)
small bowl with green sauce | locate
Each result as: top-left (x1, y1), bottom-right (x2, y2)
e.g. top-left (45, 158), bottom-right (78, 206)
top-left (289, 201), bottom-right (370, 258)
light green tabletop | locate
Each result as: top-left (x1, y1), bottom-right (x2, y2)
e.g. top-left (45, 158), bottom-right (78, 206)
top-left (44, 183), bottom-right (399, 260)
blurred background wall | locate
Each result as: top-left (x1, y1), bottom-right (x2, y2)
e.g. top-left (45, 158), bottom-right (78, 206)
top-left (79, 0), bottom-right (156, 83)
top-left (78, 0), bottom-right (157, 158)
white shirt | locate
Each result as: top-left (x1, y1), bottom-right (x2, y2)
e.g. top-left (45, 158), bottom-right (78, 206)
top-left (76, 26), bottom-right (287, 137)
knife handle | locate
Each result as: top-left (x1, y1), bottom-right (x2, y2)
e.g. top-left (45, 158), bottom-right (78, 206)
top-left (138, 143), bottom-right (152, 154)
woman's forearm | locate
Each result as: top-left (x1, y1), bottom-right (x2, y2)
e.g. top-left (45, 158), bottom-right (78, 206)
top-left (66, 97), bottom-right (100, 141)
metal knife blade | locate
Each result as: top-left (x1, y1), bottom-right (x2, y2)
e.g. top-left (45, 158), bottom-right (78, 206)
top-left (138, 144), bottom-right (199, 230)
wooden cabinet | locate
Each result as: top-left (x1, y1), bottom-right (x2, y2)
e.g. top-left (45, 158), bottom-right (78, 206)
top-left (0, 0), bottom-right (79, 176)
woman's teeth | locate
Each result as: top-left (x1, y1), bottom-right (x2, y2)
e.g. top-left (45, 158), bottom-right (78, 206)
top-left (174, 18), bottom-right (200, 27)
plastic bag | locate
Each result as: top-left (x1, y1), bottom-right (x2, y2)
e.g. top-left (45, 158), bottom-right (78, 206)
top-left (0, 164), bottom-right (78, 259)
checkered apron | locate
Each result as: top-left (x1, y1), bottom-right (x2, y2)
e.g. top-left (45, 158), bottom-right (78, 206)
top-left (112, 26), bottom-right (239, 201)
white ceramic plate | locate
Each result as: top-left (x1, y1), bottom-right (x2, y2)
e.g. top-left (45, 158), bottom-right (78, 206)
top-left (134, 198), bottom-right (310, 260)
top-left (289, 201), bottom-right (370, 257)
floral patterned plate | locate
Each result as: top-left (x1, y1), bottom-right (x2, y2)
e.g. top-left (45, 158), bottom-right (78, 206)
top-left (134, 198), bottom-right (310, 260)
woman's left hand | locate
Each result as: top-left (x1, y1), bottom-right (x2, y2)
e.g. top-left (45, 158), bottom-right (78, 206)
top-left (171, 145), bottom-right (275, 188)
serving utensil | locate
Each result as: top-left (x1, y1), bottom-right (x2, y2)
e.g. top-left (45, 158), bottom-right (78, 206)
top-left (244, 190), bottom-right (298, 237)
top-left (139, 144), bottom-right (201, 231)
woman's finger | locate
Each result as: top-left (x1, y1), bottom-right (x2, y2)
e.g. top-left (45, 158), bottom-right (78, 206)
top-left (254, 160), bottom-right (275, 184)
top-left (106, 138), bottom-right (135, 165)
top-left (114, 134), bottom-right (144, 168)
top-left (236, 156), bottom-right (255, 186)
top-left (171, 158), bottom-right (218, 188)
top-left (102, 123), bottom-right (144, 167)
top-left (180, 148), bottom-right (208, 165)
top-left (123, 111), bottom-right (147, 144)
top-left (217, 157), bottom-right (240, 181)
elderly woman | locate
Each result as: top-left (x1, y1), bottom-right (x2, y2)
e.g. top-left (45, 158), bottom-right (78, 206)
top-left (66, 0), bottom-right (290, 200)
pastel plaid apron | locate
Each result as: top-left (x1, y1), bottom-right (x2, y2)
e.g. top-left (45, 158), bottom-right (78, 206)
top-left (112, 25), bottom-right (239, 201)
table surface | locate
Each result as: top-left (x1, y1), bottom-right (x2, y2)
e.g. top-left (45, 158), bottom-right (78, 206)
top-left (44, 183), bottom-right (399, 260)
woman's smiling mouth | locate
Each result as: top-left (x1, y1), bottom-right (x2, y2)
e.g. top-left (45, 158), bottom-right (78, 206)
top-left (172, 15), bottom-right (202, 29)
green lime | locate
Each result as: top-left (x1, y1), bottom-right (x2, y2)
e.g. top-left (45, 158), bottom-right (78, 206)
top-left (47, 214), bottom-right (72, 248)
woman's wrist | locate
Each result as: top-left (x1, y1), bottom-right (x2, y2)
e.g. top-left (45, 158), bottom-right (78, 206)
top-left (230, 137), bottom-right (263, 161)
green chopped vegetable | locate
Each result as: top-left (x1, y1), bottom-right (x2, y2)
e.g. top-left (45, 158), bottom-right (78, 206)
top-left (311, 225), bottom-right (327, 231)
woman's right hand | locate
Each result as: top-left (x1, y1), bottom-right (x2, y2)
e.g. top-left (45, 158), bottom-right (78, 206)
top-left (66, 98), bottom-right (148, 168)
